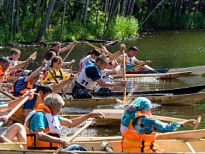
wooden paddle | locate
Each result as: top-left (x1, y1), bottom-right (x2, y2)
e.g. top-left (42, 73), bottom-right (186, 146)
top-left (122, 49), bottom-right (126, 104)
top-left (0, 90), bottom-right (17, 100)
top-left (54, 118), bottom-right (94, 154)
top-left (20, 51), bottom-right (37, 75)
top-left (0, 96), bottom-right (29, 127)
top-left (92, 109), bottom-right (200, 123)
top-left (63, 44), bottom-right (76, 62)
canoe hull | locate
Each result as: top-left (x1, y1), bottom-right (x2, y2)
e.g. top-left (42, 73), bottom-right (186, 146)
top-left (114, 71), bottom-right (192, 79)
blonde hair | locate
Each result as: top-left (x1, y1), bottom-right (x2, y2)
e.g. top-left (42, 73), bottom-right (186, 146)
top-left (43, 93), bottom-right (65, 106)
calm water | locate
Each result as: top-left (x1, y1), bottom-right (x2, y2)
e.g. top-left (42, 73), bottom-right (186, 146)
top-left (0, 29), bottom-right (205, 137)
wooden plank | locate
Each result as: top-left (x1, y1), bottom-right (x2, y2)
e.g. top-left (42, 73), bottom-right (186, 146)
top-left (114, 71), bottom-right (192, 79)
top-left (64, 98), bottom-right (119, 107)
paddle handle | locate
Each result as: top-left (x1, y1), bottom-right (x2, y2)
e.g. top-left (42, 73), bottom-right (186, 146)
top-left (0, 96), bottom-right (29, 127)
top-left (0, 90), bottom-right (17, 100)
top-left (63, 44), bottom-right (76, 62)
top-left (54, 119), bottom-right (94, 154)
top-left (122, 49), bottom-right (126, 103)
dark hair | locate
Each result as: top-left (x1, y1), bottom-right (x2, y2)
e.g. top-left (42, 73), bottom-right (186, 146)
top-left (45, 51), bottom-right (56, 60)
top-left (36, 85), bottom-right (52, 94)
top-left (52, 41), bottom-right (61, 47)
top-left (0, 57), bottom-right (11, 64)
top-left (10, 48), bottom-right (21, 55)
top-left (95, 55), bottom-right (107, 64)
top-left (50, 56), bottom-right (62, 67)
top-left (128, 46), bottom-right (139, 52)
top-left (91, 49), bottom-right (101, 57)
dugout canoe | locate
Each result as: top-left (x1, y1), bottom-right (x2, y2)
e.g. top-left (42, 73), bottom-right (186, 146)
top-left (91, 84), bottom-right (205, 97)
top-left (137, 65), bottom-right (205, 76)
top-left (0, 139), bottom-right (205, 153)
top-left (114, 71), bottom-right (192, 79)
top-left (64, 92), bottom-right (205, 107)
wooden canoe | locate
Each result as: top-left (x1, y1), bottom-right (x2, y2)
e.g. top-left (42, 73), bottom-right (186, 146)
top-left (114, 71), bottom-right (192, 79)
top-left (63, 84), bottom-right (205, 97)
top-left (168, 65), bottom-right (205, 75)
top-left (146, 92), bottom-right (205, 105)
top-left (1, 138), bottom-right (205, 153)
top-left (64, 92), bottom-right (205, 107)
top-left (64, 98), bottom-right (120, 107)
top-left (139, 65), bottom-right (205, 76)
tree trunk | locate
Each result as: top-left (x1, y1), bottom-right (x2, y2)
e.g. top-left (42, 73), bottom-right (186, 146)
top-left (33, 0), bottom-right (41, 29)
top-left (128, 0), bottom-right (135, 17)
top-left (120, 0), bottom-right (127, 15)
top-left (96, 0), bottom-right (101, 26)
top-left (83, 0), bottom-right (89, 26)
top-left (200, 5), bottom-right (205, 28)
top-left (35, 0), bottom-right (56, 43)
top-left (189, 0), bottom-right (201, 28)
top-left (103, 0), bottom-right (109, 31)
top-left (183, 0), bottom-right (192, 28)
top-left (60, 0), bottom-right (68, 41)
top-left (11, 0), bottom-right (15, 30)
top-left (14, 0), bottom-right (20, 38)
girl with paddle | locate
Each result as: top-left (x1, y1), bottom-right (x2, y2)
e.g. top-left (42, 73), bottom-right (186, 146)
top-left (40, 56), bottom-right (71, 84)
top-left (121, 97), bottom-right (196, 153)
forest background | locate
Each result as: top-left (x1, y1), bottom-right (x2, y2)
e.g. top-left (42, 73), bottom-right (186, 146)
top-left (0, 0), bottom-right (204, 45)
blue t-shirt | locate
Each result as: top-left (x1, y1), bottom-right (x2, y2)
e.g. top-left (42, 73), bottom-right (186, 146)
top-left (23, 95), bottom-right (37, 109)
top-left (29, 112), bottom-right (62, 132)
top-left (0, 102), bottom-right (5, 105)
top-left (86, 67), bottom-right (101, 81)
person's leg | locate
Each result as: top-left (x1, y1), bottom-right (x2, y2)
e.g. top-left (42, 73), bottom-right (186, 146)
top-left (61, 144), bottom-right (87, 151)
top-left (1, 123), bottom-right (26, 142)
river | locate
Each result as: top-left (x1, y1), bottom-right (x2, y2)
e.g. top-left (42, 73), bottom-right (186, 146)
top-left (0, 29), bottom-right (205, 137)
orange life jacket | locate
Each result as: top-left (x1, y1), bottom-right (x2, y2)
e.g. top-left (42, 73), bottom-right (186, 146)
top-left (10, 93), bottom-right (43, 124)
top-left (11, 77), bottom-right (32, 98)
top-left (122, 111), bottom-right (157, 153)
top-left (0, 65), bottom-right (9, 82)
top-left (25, 104), bottom-right (60, 150)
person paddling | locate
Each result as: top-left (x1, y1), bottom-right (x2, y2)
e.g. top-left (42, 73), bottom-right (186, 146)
top-left (125, 46), bottom-right (152, 73)
top-left (72, 54), bottom-right (126, 99)
top-left (24, 93), bottom-right (104, 151)
top-left (121, 97), bottom-right (196, 153)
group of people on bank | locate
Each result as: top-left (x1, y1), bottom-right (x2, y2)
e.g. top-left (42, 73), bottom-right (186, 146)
top-left (0, 41), bottom-right (196, 152)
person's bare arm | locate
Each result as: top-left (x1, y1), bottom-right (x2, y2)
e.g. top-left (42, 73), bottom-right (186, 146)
top-left (59, 41), bottom-right (78, 54)
top-left (107, 44), bottom-right (126, 63)
top-left (96, 78), bottom-right (126, 88)
top-left (60, 112), bottom-right (104, 127)
top-left (24, 59), bottom-right (46, 82)
top-left (35, 129), bottom-right (69, 148)
top-left (51, 74), bottom-right (77, 93)
top-left (61, 60), bottom-right (75, 67)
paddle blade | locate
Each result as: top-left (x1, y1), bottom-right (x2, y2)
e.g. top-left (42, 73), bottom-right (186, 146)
top-left (29, 51), bottom-right (37, 60)
top-left (193, 115), bottom-right (202, 130)
top-left (0, 120), bottom-right (4, 127)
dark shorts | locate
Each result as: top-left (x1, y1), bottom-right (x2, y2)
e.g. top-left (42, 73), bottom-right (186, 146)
top-left (72, 85), bottom-right (93, 99)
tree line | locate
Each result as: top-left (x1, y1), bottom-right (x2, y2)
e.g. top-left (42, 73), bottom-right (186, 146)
top-left (0, 0), bottom-right (204, 45)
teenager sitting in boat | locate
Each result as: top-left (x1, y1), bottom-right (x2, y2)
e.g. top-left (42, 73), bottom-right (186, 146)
top-left (40, 56), bottom-right (70, 84)
top-left (10, 85), bottom-right (53, 124)
top-left (43, 50), bottom-right (75, 75)
top-left (72, 53), bottom-right (126, 99)
top-left (7, 48), bottom-right (34, 76)
top-left (125, 46), bottom-right (152, 73)
top-left (121, 97), bottom-right (196, 153)
top-left (48, 41), bottom-right (78, 56)
top-left (11, 59), bottom-right (46, 98)
top-left (78, 49), bottom-right (101, 73)
top-left (24, 93), bottom-right (104, 151)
